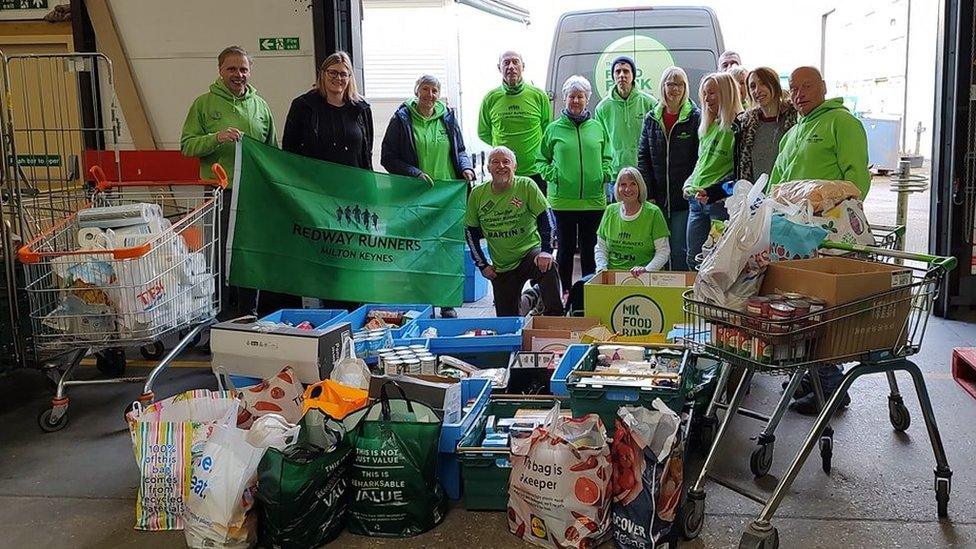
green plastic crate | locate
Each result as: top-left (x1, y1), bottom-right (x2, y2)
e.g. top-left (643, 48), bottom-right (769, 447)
top-left (566, 345), bottom-right (692, 435)
top-left (456, 396), bottom-right (562, 511)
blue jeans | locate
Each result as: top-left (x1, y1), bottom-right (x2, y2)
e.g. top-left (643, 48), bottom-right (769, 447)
top-left (668, 207), bottom-right (690, 271)
top-left (686, 198), bottom-right (729, 269)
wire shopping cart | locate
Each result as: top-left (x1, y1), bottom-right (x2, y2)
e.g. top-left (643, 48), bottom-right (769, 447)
top-left (694, 223), bottom-right (910, 478)
top-left (17, 164), bottom-right (226, 432)
top-left (680, 242), bottom-right (956, 548)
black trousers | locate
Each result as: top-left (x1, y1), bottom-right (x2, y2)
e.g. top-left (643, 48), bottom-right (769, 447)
top-left (490, 248), bottom-right (563, 317)
top-left (552, 210), bottom-right (602, 293)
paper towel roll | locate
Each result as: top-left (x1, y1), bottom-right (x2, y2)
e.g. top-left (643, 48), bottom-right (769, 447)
top-left (78, 202), bottom-right (163, 229)
top-left (77, 228), bottom-right (106, 249)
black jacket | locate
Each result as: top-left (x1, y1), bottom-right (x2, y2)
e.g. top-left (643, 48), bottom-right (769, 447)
top-left (281, 89), bottom-right (374, 169)
top-left (636, 102), bottom-right (701, 215)
top-left (380, 102), bottom-right (473, 178)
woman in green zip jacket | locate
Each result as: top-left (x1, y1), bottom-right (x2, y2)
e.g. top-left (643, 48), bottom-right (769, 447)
top-left (683, 71), bottom-right (742, 269)
top-left (538, 75), bottom-right (614, 294)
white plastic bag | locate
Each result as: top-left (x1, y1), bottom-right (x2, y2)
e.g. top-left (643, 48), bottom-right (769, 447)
top-left (183, 405), bottom-right (299, 548)
top-left (694, 177), bottom-right (788, 310)
top-left (330, 335), bottom-right (371, 389)
top-left (508, 403), bottom-right (612, 548)
top-left (787, 198), bottom-right (874, 247)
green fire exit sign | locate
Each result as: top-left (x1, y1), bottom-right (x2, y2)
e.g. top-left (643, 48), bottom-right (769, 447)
top-left (259, 37), bottom-right (300, 51)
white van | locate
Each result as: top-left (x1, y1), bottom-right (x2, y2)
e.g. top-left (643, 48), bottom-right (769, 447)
top-left (547, 6), bottom-right (725, 112)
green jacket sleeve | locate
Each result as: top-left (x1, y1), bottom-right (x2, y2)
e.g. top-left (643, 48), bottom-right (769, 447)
top-left (263, 101), bottom-right (278, 148)
top-left (601, 124), bottom-right (614, 182)
top-left (180, 96), bottom-right (220, 158)
top-left (538, 124), bottom-right (558, 184)
top-left (835, 117), bottom-right (871, 198)
top-left (539, 90), bottom-right (552, 136)
top-left (477, 95), bottom-right (493, 145)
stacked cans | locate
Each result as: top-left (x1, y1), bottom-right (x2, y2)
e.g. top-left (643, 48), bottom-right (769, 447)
top-left (711, 293), bottom-right (826, 364)
top-left (377, 345), bottom-right (438, 376)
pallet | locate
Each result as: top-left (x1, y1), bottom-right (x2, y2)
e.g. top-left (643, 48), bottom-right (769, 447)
top-left (951, 348), bottom-right (976, 400)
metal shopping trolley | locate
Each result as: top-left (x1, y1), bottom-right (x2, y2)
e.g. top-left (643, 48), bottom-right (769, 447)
top-left (680, 242), bottom-right (955, 548)
top-left (17, 164), bottom-right (226, 431)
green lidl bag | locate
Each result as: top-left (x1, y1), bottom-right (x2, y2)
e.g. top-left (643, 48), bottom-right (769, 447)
top-left (255, 409), bottom-right (353, 549)
top-left (343, 381), bottom-right (447, 537)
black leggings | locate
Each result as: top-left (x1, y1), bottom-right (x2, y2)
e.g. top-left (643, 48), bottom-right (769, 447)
top-left (553, 210), bottom-right (602, 292)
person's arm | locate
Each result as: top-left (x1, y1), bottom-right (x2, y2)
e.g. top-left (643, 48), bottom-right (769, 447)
top-left (539, 88), bottom-right (553, 136)
top-left (451, 113), bottom-right (474, 174)
top-left (465, 225), bottom-right (489, 269)
top-left (594, 236), bottom-right (609, 272)
top-left (180, 96), bottom-right (220, 158)
top-left (637, 115), bottom-right (657, 202)
top-left (645, 237), bottom-right (671, 271)
top-left (361, 104), bottom-right (375, 170)
top-left (600, 123), bottom-right (615, 183)
top-left (281, 98), bottom-right (307, 155)
top-left (380, 116), bottom-right (423, 177)
top-left (263, 99), bottom-right (278, 147)
top-left (836, 116), bottom-right (871, 198)
top-left (537, 124), bottom-right (558, 184)
top-left (477, 95), bottom-right (493, 145)
top-left (537, 210), bottom-right (554, 255)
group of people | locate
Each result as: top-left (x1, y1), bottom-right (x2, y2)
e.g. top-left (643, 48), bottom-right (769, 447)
top-left (181, 45), bottom-right (869, 413)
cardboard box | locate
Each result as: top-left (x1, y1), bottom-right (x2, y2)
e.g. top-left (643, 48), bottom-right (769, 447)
top-left (521, 315), bottom-right (602, 351)
top-left (584, 271), bottom-right (695, 337)
top-left (368, 374), bottom-right (462, 423)
top-left (760, 257), bottom-right (913, 359)
top-left (210, 319), bottom-right (351, 384)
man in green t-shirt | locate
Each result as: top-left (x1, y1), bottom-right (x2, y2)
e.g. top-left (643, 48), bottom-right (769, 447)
top-left (465, 146), bottom-right (563, 316)
top-left (478, 51), bottom-right (552, 195)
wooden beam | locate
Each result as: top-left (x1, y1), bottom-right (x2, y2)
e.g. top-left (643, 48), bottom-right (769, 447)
top-left (84, 0), bottom-right (156, 149)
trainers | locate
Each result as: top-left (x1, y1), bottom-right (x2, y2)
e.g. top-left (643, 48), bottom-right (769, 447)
top-left (790, 390), bottom-right (852, 416)
top-left (439, 307), bottom-right (458, 318)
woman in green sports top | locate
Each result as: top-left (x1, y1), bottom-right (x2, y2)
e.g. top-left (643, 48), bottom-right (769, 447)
top-left (595, 167), bottom-right (671, 277)
top-left (683, 71), bottom-right (742, 269)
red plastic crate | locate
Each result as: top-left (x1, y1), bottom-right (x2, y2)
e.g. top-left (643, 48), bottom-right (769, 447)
top-left (951, 348), bottom-right (976, 400)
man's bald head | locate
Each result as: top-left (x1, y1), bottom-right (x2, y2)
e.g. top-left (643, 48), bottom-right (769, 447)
top-left (789, 66), bottom-right (827, 116)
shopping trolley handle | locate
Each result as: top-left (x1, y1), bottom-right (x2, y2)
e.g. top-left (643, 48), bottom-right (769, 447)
top-left (89, 163), bottom-right (229, 191)
top-left (820, 240), bottom-right (958, 271)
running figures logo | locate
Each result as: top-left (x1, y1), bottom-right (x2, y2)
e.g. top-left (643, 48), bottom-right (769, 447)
top-left (334, 203), bottom-right (380, 231)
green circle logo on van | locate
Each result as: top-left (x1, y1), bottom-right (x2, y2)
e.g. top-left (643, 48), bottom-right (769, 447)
top-left (594, 35), bottom-right (676, 100)
top-left (610, 294), bottom-right (664, 336)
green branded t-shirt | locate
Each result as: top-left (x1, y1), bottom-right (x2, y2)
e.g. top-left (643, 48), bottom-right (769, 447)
top-left (597, 201), bottom-right (670, 270)
top-left (464, 175), bottom-right (549, 273)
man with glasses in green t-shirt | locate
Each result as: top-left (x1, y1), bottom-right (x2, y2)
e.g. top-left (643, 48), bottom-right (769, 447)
top-left (465, 147), bottom-right (563, 317)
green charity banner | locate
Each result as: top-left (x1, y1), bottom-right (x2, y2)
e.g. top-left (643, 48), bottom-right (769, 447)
top-left (228, 137), bottom-right (465, 306)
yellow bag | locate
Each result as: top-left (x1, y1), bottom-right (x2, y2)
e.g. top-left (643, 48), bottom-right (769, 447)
top-left (302, 379), bottom-right (369, 419)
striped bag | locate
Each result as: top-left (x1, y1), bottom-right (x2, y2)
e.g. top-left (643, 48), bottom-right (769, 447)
top-left (126, 389), bottom-right (238, 530)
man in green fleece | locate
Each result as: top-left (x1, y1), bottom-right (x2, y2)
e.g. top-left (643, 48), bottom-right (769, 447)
top-left (181, 45), bottom-right (277, 182)
top-left (181, 46), bottom-right (276, 319)
top-left (478, 50), bottom-right (552, 194)
top-left (593, 56), bottom-right (657, 178)
top-left (768, 66), bottom-right (870, 198)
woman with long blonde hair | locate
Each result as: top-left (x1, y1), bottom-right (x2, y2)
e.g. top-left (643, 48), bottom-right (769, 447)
top-left (682, 71), bottom-right (741, 269)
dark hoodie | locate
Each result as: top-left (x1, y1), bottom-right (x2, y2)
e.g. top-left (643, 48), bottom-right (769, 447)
top-left (282, 89), bottom-right (373, 169)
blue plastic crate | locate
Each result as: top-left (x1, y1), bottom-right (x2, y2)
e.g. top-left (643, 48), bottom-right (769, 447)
top-left (463, 242), bottom-right (490, 303)
top-left (397, 317), bottom-right (524, 354)
top-left (258, 308), bottom-right (349, 329)
top-left (549, 344), bottom-right (591, 397)
top-left (437, 377), bottom-right (492, 500)
top-left (320, 303), bottom-right (433, 339)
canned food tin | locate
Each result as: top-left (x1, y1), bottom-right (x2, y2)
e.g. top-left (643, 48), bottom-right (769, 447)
top-left (420, 354), bottom-right (437, 375)
top-left (807, 297), bottom-right (826, 322)
top-left (738, 331), bottom-right (753, 357)
top-left (782, 292), bottom-right (806, 300)
top-left (746, 296), bottom-right (768, 316)
top-left (392, 346), bottom-right (410, 352)
top-left (769, 302), bottom-right (795, 323)
top-left (385, 358), bottom-right (403, 376)
top-left (404, 358), bottom-right (421, 375)
top-left (408, 345), bottom-right (427, 352)
top-left (752, 338), bottom-right (773, 363)
top-left (376, 347), bottom-right (394, 356)
top-left (786, 299), bottom-right (810, 317)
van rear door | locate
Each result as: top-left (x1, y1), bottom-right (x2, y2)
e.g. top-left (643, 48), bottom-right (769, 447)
top-left (547, 7), bottom-right (724, 113)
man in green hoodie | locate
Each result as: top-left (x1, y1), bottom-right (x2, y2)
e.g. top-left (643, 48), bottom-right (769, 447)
top-left (593, 56), bottom-right (657, 180)
top-left (181, 46), bottom-right (277, 182)
top-left (768, 66), bottom-right (870, 198)
top-left (181, 46), bottom-right (277, 319)
top-left (478, 50), bottom-right (552, 195)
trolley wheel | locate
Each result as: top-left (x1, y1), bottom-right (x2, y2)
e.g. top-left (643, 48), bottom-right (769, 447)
top-left (37, 408), bottom-right (68, 433)
top-left (180, 329), bottom-right (203, 348)
top-left (681, 491), bottom-right (706, 540)
top-left (888, 396), bottom-right (911, 432)
top-left (95, 349), bottom-right (126, 376)
top-left (139, 341), bottom-right (165, 360)
top-left (739, 525), bottom-right (779, 549)
top-left (750, 442), bottom-right (775, 477)
top-left (936, 476), bottom-right (950, 519)
top-left (819, 436), bottom-right (833, 474)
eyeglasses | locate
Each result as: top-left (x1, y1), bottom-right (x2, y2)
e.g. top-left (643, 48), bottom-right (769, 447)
top-left (325, 69), bottom-right (351, 79)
